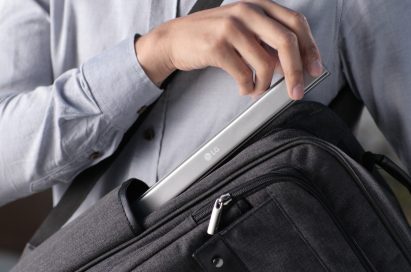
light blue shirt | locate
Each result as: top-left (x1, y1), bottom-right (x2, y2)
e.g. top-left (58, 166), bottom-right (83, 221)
top-left (1, 0), bottom-right (411, 220)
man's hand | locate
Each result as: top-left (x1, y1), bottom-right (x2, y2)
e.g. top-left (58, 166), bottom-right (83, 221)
top-left (135, 0), bottom-right (323, 100)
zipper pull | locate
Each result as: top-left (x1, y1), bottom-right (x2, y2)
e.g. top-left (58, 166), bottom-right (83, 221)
top-left (207, 193), bottom-right (232, 235)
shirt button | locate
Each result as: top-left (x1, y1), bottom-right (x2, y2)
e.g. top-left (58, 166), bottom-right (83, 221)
top-left (143, 127), bottom-right (155, 141)
top-left (89, 151), bottom-right (102, 160)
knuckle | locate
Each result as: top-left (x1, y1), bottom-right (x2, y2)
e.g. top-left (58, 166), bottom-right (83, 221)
top-left (220, 16), bottom-right (239, 34)
top-left (284, 68), bottom-right (304, 80)
top-left (260, 60), bottom-right (275, 76)
top-left (237, 68), bottom-right (253, 84)
top-left (207, 36), bottom-right (227, 54)
top-left (232, 2), bottom-right (254, 14)
top-left (279, 31), bottom-right (298, 48)
top-left (289, 11), bottom-right (308, 28)
top-left (238, 69), bottom-right (253, 84)
top-left (304, 45), bottom-right (319, 61)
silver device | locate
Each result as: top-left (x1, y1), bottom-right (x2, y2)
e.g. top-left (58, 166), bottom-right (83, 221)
top-left (134, 70), bottom-right (329, 218)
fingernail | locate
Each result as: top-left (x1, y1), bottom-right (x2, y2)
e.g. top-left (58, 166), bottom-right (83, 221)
top-left (309, 60), bottom-right (323, 76)
top-left (292, 84), bottom-right (304, 100)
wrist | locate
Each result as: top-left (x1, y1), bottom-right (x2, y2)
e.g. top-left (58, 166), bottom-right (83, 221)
top-left (135, 32), bottom-right (175, 88)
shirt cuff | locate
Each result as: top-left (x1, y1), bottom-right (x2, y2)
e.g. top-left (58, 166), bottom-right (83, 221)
top-left (81, 35), bottom-right (163, 131)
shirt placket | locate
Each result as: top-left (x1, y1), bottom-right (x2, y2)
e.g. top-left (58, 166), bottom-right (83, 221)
top-left (139, 0), bottom-right (178, 182)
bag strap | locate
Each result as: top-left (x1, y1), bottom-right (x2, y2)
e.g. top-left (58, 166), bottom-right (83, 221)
top-left (363, 151), bottom-right (411, 194)
top-left (26, 106), bottom-right (152, 250)
top-left (27, 0), bottom-right (224, 250)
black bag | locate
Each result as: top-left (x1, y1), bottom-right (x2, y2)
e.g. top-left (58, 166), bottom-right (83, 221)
top-left (13, 101), bottom-right (411, 271)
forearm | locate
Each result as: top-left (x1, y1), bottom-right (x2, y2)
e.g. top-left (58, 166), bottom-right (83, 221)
top-left (0, 36), bottom-right (162, 205)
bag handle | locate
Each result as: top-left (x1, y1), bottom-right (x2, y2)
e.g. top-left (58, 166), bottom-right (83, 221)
top-left (363, 151), bottom-right (411, 194)
top-left (27, 0), bottom-right (224, 251)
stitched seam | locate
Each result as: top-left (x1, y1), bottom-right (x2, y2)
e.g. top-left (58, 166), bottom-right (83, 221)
top-left (118, 218), bottom-right (197, 270)
top-left (80, 64), bottom-right (125, 131)
top-left (219, 235), bottom-right (251, 272)
top-left (337, 0), bottom-right (344, 44)
top-left (117, 187), bottom-right (136, 235)
top-left (220, 193), bottom-right (274, 234)
top-left (267, 189), bottom-right (331, 272)
top-left (336, 0), bottom-right (362, 100)
top-left (30, 123), bottom-right (115, 193)
top-left (155, 90), bottom-right (169, 181)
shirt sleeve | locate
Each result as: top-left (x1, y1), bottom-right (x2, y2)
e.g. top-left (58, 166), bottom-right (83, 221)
top-left (0, 0), bottom-right (162, 205)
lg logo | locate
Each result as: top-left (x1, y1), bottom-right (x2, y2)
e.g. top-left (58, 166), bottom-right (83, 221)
top-left (204, 146), bottom-right (220, 161)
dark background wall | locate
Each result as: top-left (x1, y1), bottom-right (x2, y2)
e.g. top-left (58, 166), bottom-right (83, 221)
top-left (0, 190), bottom-right (52, 253)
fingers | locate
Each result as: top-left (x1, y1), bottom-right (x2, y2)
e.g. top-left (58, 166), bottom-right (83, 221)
top-left (213, 43), bottom-right (255, 95)
top-left (231, 3), bottom-right (305, 99)
top-left (171, 0), bottom-right (323, 100)
top-left (245, 0), bottom-right (323, 77)
top-left (225, 18), bottom-right (276, 95)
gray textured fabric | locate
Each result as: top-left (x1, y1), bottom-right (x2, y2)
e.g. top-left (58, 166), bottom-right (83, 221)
top-left (12, 186), bottom-right (135, 272)
top-left (265, 182), bottom-right (366, 271)
top-left (13, 102), bottom-right (410, 272)
top-left (89, 135), bottom-right (411, 271)
top-left (2, 0), bottom-right (411, 225)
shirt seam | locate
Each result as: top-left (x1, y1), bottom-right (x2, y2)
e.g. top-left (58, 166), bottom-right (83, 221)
top-left (29, 124), bottom-right (117, 193)
top-left (79, 63), bottom-right (131, 132)
top-left (337, 0), bottom-right (345, 45)
top-left (155, 91), bottom-right (169, 181)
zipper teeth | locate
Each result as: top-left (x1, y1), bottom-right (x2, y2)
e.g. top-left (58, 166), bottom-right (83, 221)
top-left (192, 172), bottom-right (295, 221)
top-left (141, 146), bottom-right (298, 229)
top-left (78, 134), bottom-right (411, 270)
top-left (77, 137), bottom-right (303, 271)
top-left (194, 172), bottom-right (376, 272)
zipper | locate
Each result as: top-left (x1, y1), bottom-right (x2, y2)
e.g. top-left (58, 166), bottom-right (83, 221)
top-left (193, 173), bottom-right (287, 224)
top-left (202, 173), bottom-right (293, 235)
top-left (77, 142), bottom-right (301, 271)
top-left (194, 172), bottom-right (376, 272)
top-left (206, 193), bottom-right (232, 235)
top-left (79, 133), bottom-right (411, 270)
